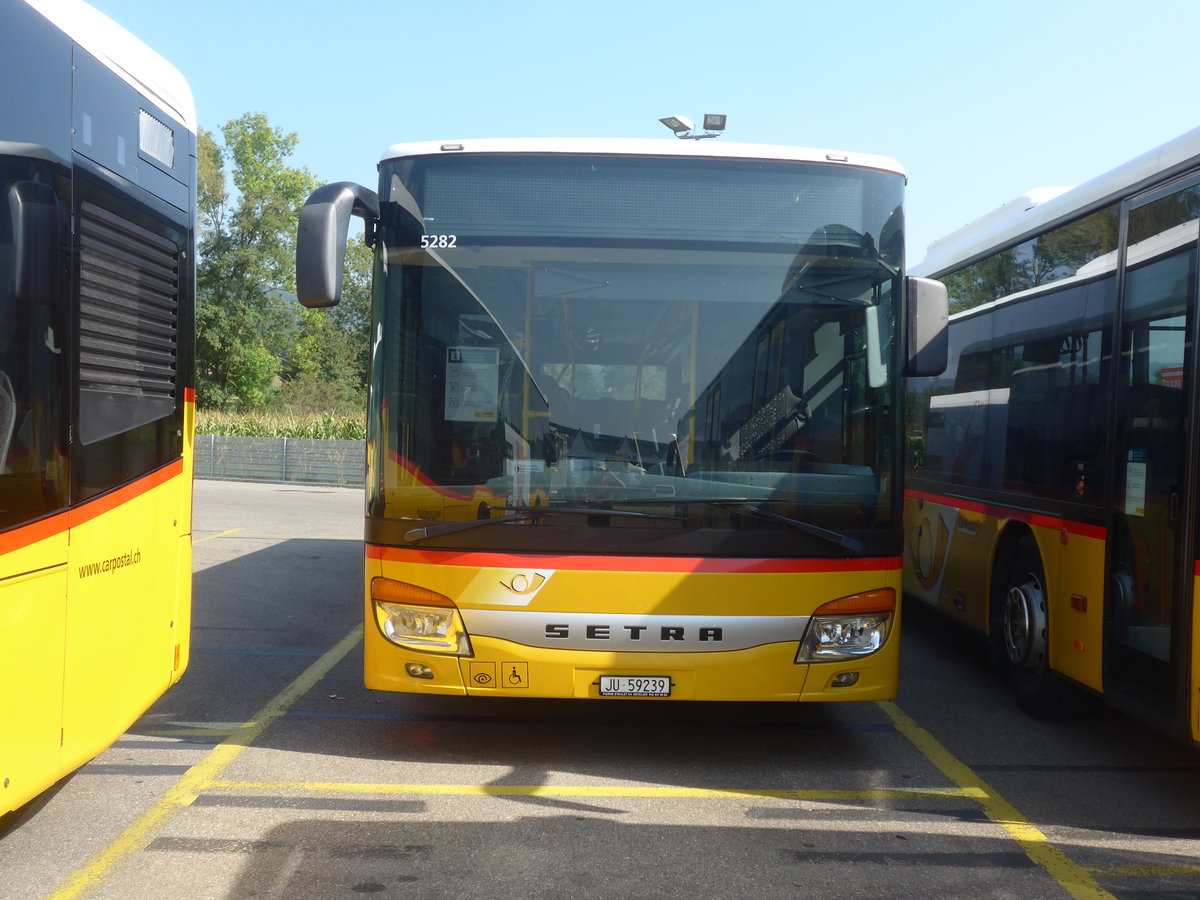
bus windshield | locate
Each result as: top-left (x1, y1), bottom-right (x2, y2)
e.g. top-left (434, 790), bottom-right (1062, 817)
top-left (372, 153), bottom-right (905, 557)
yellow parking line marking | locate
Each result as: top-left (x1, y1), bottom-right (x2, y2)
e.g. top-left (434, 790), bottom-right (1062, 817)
top-left (47, 625), bottom-right (363, 900)
top-left (878, 700), bottom-right (1116, 900)
top-left (191, 527), bottom-right (242, 544)
top-left (206, 780), bottom-right (985, 801)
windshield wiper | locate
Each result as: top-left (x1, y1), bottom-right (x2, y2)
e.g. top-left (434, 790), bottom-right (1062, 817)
top-left (403, 512), bottom-right (541, 544)
top-left (402, 504), bottom-right (684, 544)
top-left (730, 503), bottom-right (866, 554)
top-left (568, 496), bottom-right (867, 555)
top-left (498, 503), bottom-right (686, 523)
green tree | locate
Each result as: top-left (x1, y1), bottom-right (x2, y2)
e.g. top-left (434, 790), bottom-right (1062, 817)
top-left (195, 113), bottom-right (317, 409)
top-left (276, 237), bottom-right (373, 414)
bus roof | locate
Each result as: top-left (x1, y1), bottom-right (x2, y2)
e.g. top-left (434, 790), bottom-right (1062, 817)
top-left (379, 137), bottom-right (906, 178)
top-left (24, 0), bottom-right (196, 133)
top-left (914, 125), bottom-right (1200, 278)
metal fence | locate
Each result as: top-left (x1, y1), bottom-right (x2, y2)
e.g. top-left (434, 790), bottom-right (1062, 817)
top-left (194, 436), bottom-right (365, 486)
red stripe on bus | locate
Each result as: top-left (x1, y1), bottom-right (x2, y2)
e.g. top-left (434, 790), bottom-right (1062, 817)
top-left (903, 488), bottom-right (1106, 541)
top-left (0, 508), bottom-right (70, 556)
top-left (69, 458), bottom-right (185, 529)
top-left (367, 544), bottom-right (901, 575)
top-left (184, 387), bottom-right (197, 403)
top-left (0, 459), bottom-right (185, 557)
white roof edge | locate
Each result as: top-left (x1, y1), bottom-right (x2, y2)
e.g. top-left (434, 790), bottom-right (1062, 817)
top-left (914, 125), bottom-right (1200, 277)
top-left (919, 185), bottom-right (1072, 262)
top-left (24, 0), bottom-right (197, 134)
top-left (378, 137), bottom-right (906, 177)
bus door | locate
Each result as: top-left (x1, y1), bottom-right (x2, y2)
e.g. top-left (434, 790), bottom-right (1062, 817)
top-left (1107, 178), bottom-right (1200, 737)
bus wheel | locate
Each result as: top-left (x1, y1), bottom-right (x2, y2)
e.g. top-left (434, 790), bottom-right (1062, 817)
top-left (1001, 539), bottom-right (1073, 718)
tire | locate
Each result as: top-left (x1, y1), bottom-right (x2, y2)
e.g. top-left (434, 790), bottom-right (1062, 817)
top-left (999, 536), bottom-right (1085, 719)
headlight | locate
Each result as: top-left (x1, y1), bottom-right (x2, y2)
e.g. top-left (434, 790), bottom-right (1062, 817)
top-left (796, 589), bottom-right (895, 662)
top-left (371, 577), bottom-right (473, 656)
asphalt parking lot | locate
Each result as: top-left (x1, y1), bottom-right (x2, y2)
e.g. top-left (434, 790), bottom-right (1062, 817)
top-left (3, 480), bottom-right (1199, 899)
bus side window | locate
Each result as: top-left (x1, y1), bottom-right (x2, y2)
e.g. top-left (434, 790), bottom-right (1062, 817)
top-left (0, 201), bottom-right (14, 470)
top-left (0, 171), bottom-right (68, 529)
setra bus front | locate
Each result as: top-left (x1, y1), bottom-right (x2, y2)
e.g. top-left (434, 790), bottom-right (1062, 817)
top-left (296, 138), bottom-right (946, 701)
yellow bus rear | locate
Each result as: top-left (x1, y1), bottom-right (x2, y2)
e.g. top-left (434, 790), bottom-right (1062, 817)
top-left (1, 0), bottom-right (196, 813)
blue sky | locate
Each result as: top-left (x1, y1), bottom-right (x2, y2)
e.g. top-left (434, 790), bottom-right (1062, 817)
top-left (87, 0), bottom-right (1200, 261)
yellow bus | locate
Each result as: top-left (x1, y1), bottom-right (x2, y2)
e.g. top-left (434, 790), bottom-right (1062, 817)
top-left (1, 0), bottom-right (195, 814)
top-left (297, 138), bottom-right (946, 702)
top-left (906, 126), bottom-right (1200, 742)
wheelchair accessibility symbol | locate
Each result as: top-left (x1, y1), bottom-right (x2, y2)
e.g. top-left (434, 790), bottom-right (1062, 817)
top-left (501, 662), bottom-right (528, 689)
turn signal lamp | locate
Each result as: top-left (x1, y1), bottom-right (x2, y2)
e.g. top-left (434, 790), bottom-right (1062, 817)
top-left (795, 589), bottom-right (895, 662)
top-left (371, 577), bottom-right (472, 656)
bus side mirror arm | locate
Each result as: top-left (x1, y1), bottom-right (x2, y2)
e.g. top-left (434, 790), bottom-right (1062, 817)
top-left (904, 276), bottom-right (948, 377)
top-left (9, 181), bottom-right (60, 306)
top-left (296, 181), bottom-right (380, 309)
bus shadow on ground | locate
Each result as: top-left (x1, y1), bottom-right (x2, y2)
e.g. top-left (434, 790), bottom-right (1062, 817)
top-left (155, 813), bottom-right (1050, 900)
top-left (134, 536), bottom-right (363, 737)
top-left (138, 536), bottom-right (1200, 864)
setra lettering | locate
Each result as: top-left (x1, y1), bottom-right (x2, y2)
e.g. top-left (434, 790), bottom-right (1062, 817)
top-left (542, 623), bottom-right (723, 643)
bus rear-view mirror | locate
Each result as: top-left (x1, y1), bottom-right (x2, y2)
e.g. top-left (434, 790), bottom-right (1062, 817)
top-left (905, 276), bottom-right (948, 377)
top-left (296, 181), bottom-right (379, 308)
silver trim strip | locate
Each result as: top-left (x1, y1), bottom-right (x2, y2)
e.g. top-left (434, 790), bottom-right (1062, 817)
top-left (462, 609), bottom-right (808, 653)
